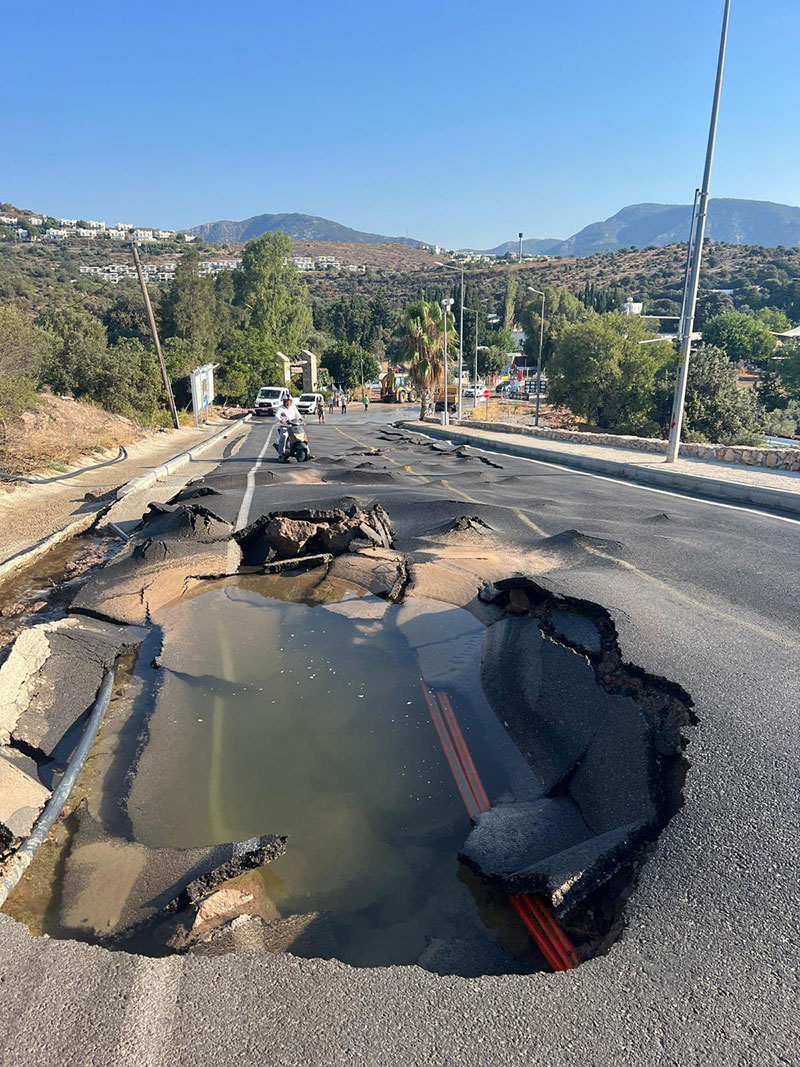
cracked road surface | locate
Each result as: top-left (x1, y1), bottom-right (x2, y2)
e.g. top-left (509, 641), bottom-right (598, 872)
top-left (1, 406), bottom-right (797, 1066)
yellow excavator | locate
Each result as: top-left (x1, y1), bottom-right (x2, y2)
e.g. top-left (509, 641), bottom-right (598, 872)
top-left (380, 367), bottom-right (417, 404)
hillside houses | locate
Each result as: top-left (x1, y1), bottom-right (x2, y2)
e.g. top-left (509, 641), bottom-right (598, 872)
top-left (292, 254), bottom-right (367, 273)
top-left (77, 257), bottom-right (241, 285)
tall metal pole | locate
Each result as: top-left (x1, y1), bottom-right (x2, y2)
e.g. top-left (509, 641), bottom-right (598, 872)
top-left (457, 269), bottom-right (465, 421)
top-left (518, 232), bottom-right (523, 264)
top-left (528, 286), bottom-right (546, 427)
top-left (666, 0), bottom-right (731, 463)
top-left (132, 242), bottom-right (180, 429)
top-left (441, 298), bottom-right (453, 426)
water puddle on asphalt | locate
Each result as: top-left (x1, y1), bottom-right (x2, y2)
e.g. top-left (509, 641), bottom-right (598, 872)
top-left (119, 574), bottom-right (535, 971)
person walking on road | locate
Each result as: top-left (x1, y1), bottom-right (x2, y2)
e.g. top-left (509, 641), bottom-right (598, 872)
top-left (363, 393), bottom-right (370, 413)
top-left (328, 394), bottom-right (335, 416)
top-left (341, 394), bottom-right (347, 415)
top-left (316, 396), bottom-right (325, 424)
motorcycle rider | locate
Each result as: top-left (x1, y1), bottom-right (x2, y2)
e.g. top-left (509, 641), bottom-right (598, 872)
top-left (275, 393), bottom-right (303, 459)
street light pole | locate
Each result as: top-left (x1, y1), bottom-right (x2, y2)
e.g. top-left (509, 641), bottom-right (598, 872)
top-left (527, 286), bottom-right (546, 427)
top-left (441, 297), bottom-right (454, 426)
top-left (436, 262), bottom-right (465, 420)
top-left (518, 232), bottom-right (523, 264)
top-left (666, 0), bottom-right (731, 463)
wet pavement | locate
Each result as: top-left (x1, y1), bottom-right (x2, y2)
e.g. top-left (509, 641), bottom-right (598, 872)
top-left (0, 405), bottom-right (797, 1066)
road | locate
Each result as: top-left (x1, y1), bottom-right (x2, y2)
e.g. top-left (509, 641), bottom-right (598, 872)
top-left (1, 404), bottom-right (797, 1066)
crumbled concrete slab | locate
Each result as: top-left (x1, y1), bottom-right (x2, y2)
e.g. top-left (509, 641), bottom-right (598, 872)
top-left (188, 911), bottom-right (339, 960)
top-left (131, 502), bottom-right (233, 543)
top-left (481, 618), bottom-right (641, 795)
top-left (417, 936), bottom-right (530, 977)
top-left (71, 538), bottom-right (240, 625)
top-left (460, 799), bottom-right (593, 880)
top-left (328, 550), bottom-right (407, 598)
top-left (505, 821), bottom-right (648, 916)
top-left (0, 626), bottom-right (52, 745)
top-left (0, 752), bottom-right (50, 842)
top-left (263, 553), bottom-right (332, 574)
top-left (569, 710), bottom-right (659, 834)
top-left (0, 618), bottom-right (144, 759)
top-left (58, 808), bottom-right (286, 943)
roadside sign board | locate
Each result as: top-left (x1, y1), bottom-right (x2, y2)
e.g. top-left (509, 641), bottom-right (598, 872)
top-left (482, 388), bottom-right (490, 399)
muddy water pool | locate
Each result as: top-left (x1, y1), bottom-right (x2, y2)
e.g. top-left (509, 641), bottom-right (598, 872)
top-left (125, 574), bottom-right (533, 969)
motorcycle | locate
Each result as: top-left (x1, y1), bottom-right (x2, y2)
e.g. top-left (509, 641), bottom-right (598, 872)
top-left (274, 419), bottom-right (311, 463)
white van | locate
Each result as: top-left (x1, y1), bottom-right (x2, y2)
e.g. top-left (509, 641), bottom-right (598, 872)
top-left (296, 392), bottom-right (324, 415)
top-left (253, 386), bottom-right (290, 416)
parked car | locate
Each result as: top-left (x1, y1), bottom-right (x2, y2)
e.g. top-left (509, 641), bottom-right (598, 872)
top-left (253, 386), bottom-right (290, 416)
top-left (296, 392), bottom-right (324, 415)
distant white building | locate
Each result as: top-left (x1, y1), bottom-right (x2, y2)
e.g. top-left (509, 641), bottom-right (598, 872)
top-left (76, 228), bottom-right (97, 238)
top-left (44, 228), bottom-right (68, 240)
top-left (86, 220), bottom-right (106, 230)
top-left (133, 229), bottom-right (155, 242)
top-left (315, 255), bottom-right (340, 270)
top-left (293, 256), bottom-right (314, 271)
top-left (27, 216), bottom-right (44, 226)
top-left (0, 215), bottom-right (18, 225)
top-left (157, 229), bottom-right (174, 239)
top-left (107, 229), bottom-right (126, 240)
top-left (623, 298), bottom-right (644, 315)
top-left (58, 218), bottom-right (77, 227)
top-left (16, 228), bottom-right (29, 239)
top-left (182, 233), bottom-right (197, 242)
top-left (116, 222), bottom-right (135, 231)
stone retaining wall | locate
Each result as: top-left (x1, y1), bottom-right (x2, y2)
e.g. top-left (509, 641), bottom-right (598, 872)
top-left (451, 419), bottom-right (800, 471)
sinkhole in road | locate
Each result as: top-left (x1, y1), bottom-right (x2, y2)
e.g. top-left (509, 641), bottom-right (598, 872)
top-left (121, 574), bottom-right (542, 972)
top-left (5, 568), bottom-right (691, 976)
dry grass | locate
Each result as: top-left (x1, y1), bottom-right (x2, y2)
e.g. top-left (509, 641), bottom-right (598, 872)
top-left (0, 394), bottom-right (143, 476)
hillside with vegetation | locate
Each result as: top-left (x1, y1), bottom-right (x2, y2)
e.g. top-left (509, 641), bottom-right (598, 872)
top-left (1, 212), bottom-right (799, 459)
top-left (188, 212), bottom-right (427, 247)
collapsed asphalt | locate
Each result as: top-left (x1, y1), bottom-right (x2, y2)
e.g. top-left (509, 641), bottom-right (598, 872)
top-left (0, 405), bottom-right (797, 1066)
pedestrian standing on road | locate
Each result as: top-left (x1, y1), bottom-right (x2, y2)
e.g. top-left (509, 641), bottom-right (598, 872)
top-left (363, 393), bottom-right (370, 413)
top-left (328, 394), bottom-right (335, 416)
top-left (316, 396), bottom-right (325, 424)
top-left (341, 394), bottom-right (347, 415)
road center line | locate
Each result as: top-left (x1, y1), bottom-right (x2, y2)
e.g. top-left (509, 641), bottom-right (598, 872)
top-left (234, 425), bottom-right (274, 532)
top-left (410, 427), bottom-right (800, 528)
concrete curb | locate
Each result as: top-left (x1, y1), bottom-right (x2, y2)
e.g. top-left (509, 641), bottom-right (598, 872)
top-left (115, 416), bottom-right (249, 501)
top-left (399, 421), bottom-right (800, 517)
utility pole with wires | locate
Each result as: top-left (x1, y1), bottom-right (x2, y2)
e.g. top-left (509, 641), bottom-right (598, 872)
top-left (132, 242), bottom-right (179, 429)
top-left (666, 0), bottom-right (731, 463)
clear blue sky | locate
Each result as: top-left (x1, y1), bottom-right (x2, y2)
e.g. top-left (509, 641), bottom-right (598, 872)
top-left (3, 1), bottom-right (798, 248)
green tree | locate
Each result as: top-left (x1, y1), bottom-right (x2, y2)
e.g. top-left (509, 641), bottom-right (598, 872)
top-left (548, 314), bottom-right (673, 433)
top-left (702, 311), bottom-right (777, 366)
top-left (160, 247), bottom-right (218, 359)
top-left (519, 287), bottom-right (590, 366)
top-left (395, 299), bottom-right (455, 418)
top-left (235, 232), bottom-right (312, 352)
top-left (503, 273), bottom-right (518, 330)
top-left (38, 306), bottom-right (109, 397)
top-left (0, 306), bottom-right (52, 419)
top-left (321, 342), bottom-right (379, 390)
top-left (656, 344), bottom-right (764, 445)
top-left (753, 306), bottom-right (792, 332)
top-left (102, 290), bottom-right (152, 346)
top-left (216, 328), bottom-right (283, 405)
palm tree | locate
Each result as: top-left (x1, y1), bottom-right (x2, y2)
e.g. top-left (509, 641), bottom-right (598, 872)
top-left (395, 299), bottom-right (456, 419)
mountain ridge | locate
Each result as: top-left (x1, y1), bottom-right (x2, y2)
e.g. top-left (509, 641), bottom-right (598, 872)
top-left (187, 212), bottom-right (427, 248)
top-left (483, 199), bottom-right (800, 257)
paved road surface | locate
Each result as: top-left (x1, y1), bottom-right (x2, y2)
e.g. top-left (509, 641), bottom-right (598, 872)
top-left (1, 405), bottom-right (797, 1066)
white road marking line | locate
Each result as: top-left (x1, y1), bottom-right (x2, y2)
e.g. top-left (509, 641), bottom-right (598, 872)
top-left (234, 425), bottom-right (274, 532)
top-left (410, 429), bottom-right (800, 528)
top-left (114, 958), bottom-right (181, 1067)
